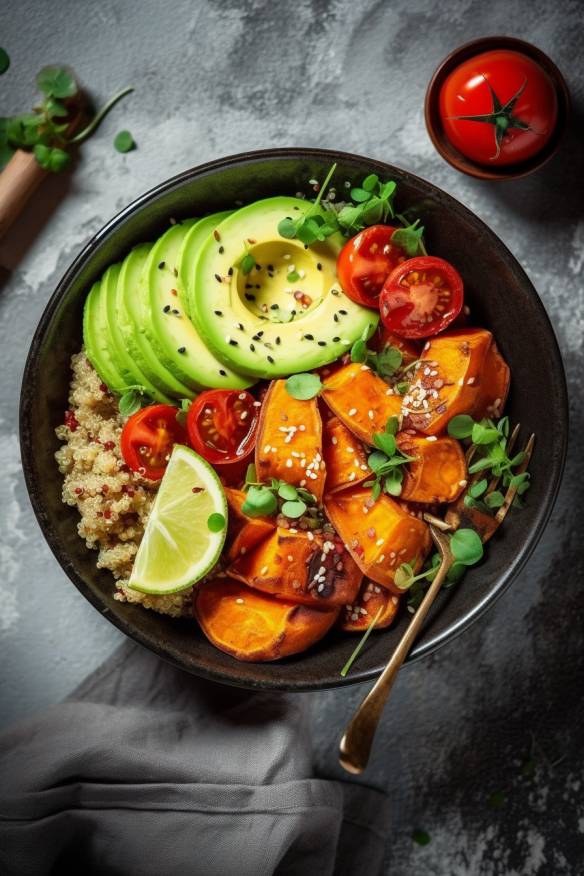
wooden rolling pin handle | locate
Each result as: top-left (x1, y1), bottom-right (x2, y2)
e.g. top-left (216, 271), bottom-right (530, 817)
top-left (0, 150), bottom-right (47, 240)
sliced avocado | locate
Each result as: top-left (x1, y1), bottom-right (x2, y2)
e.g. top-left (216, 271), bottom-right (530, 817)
top-left (83, 274), bottom-right (126, 393)
top-left (116, 244), bottom-right (195, 401)
top-left (178, 211), bottom-right (233, 319)
top-left (143, 223), bottom-right (253, 391)
top-left (192, 197), bottom-right (379, 379)
top-left (102, 255), bottom-right (174, 404)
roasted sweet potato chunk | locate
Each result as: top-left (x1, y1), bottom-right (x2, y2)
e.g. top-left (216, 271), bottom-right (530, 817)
top-left (396, 432), bottom-right (467, 504)
top-left (321, 363), bottom-right (401, 445)
top-left (228, 527), bottom-right (362, 607)
top-left (255, 379), bottom-right (325, 501)
top-left (402, 328), bottom-right (494, 435)
top-left (475, 339), bottom-right (510, 420)
top-left (324, 486), bottom-right (431, 594)
top-left (194, 577), bottom-right (338, 662)
top-left (224, 488), bottom-right (276, 562)
top-left (323, 416), bottom-right (370, 493)
top-left (339, 580), bottom-right (401, 632)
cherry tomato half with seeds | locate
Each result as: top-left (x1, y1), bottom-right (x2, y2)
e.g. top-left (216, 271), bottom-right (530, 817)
top-left (186, 389), bottom-right (259, 465)
top-left (120, 404), bottom-right (188, 480)
top-left (379, 256), bottom-right (463, 339)
top-left (336, 225), bottom-right (407, 308)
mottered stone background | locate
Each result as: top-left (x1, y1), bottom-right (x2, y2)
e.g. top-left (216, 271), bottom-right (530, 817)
top-left (1, 0), bottom-right (583, 873)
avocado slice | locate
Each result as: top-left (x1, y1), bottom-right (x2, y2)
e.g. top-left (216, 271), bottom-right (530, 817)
top-left (143, 223), bottom-right (253, 391)
top-left (178, 211), bottom-right (233, 319)
top-left (191, 197), bottom-right (379, 379)
top-left (116, 244), bottom-right (195, 401)
top-left (101, 255), bottom-right (175, 404)
top-left (83, 277), bottom-right (126, 393)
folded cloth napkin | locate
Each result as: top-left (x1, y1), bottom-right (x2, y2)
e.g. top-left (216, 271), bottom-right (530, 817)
top-left (0, 641), bottom-right (390, 876)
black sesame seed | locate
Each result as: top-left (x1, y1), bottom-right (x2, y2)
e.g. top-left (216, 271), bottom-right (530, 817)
top-left (255, 284), bottom-right (261, 289)
top-left (267, 264), bottom-right (274, 271)
top-left (245, 293), bottom-right (256, 301)
top-left (270, 303), bottom-right (279, 310)
top-left (333, 336), bottom-right (340, 342)
top-left (304, 333), bottom-right (314, 340)
top-left (318, 341), bottom-right (327, 346)
top-left (214, 274), bottom-right (222, 283)
top-left (172, 308), bottom-right (180, 315)
top-left (304, 244), bottom-right (308, 249)
top-left (331, 288), bottom-right (340, 296)
top-left (250, 343), bottom-right (256, 352)
top-left (267, 355), bottom-right (275, 364)
top-left (255, 264), bottom-right (262, 271)
top-left (158, 261), bottom-right (166, 270)
top-left (228, 267), bottom-right (233, 276)
top-left (163, 305), bottom-right (171, 313)
top-left (236, 322), bottom-right (244, 330)
top-left (257, 330), bottom-right (264, 337)
top-left (173, 268), bottom-right (178, 277)
top-left (218, 245), bottom-right (225, 254)
top-left (245, 283), bottom-right (253, 289)
top-left (316, 262), bottom-right (322, 271)
top-left (333, 314), bottom-right (339, 322)
top-left (229, 339), bottom-right (238, 347)
top-left (219, 369), bottom-right (227, 376)
top-left (177, 346), bottom-right (186, 354)
top-left (275, 337), bottom-right (281, 345)
top-left (214, 310), bottom-right (223, 317)
top-left (264, 342), bottom-right (273, 349)
top-left (290, 309), bottom-right (297, 315)
top-left (339, 309), bottom-right (348, 315)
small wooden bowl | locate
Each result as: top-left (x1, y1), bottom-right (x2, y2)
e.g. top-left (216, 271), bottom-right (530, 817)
top-left (424, 36), bottom-right (571, 180)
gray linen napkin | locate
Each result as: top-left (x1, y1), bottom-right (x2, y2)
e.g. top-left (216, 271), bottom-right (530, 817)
top-left (0, 641), bottom-right (390, 875)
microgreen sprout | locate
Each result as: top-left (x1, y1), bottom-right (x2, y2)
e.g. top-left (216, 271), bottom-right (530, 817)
top-left (284, 372), bottom-right (323, 400)
top-left (242, 475), bottom-right (316, 521)
top-left (340, 604), bottom-right (384, 677)
top-left (0, 64), bottom-right (133, 172)
top-left (392, 215), bottom-right (427, 257)
top-left (448, 413), bottom-right (531, 502)
top-left (277, 163), bottom-right (339, 244)
top-left (336, 175), bottom-right (397, 235)
top-left (364, 420), bottom-right (416, 500)
top-left (118, 385), bottom-right (153, 417)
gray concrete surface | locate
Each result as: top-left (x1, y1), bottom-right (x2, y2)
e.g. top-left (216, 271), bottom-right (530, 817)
top-left (1, 0), bottom-right (583, 873)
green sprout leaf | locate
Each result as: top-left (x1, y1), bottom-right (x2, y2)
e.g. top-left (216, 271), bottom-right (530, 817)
top-left (285, 372), bottom-right (323, 400)
top-left (36, 66), bottom-right (77, 99)
top-left (281, 499), bottom-right (307, 519)
top-left (114, 130), bottom-right (136, 153)
top-left (118, 386), bottom-right (152, 417)
top-left (376, 345), bottom-right (403, 379)
top-left (392, 218), bottom-right (427, 257)
top-left (412, 829), bottom-right (431, 846)
top-left (385, 416), bottom-right (400, 435)
top-left (450, 528), bottom-right (484, 566)
top-left (278, 483), bottom-right (298, 501)
top-left (207, 512), bottom-right (226, 532)
top-left (447, 414), bottom-right (475, 439)
top-left (0, 48), bottom-right (10, 76)
top-left (241, 485), bottom-right (278, 517)
top-left (350, 338), bottom-right (368, 363)
top-left (33, 143), bottom-right (70, 172)
top-left (240, 253), bottom-right (256, 275)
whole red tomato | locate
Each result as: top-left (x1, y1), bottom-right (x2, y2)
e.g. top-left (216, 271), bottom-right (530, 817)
top-left (439, 50), bottom-right (558, 166)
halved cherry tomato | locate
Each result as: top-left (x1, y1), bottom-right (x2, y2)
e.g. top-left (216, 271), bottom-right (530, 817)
top-left (186, 389), bottom-right (259, 465)
top-left (379, 256), bottom-right (463, 339)
top-left (336, 225), bottom-right (407, 307)
top-left (120, 404), bottom-right (187, 480)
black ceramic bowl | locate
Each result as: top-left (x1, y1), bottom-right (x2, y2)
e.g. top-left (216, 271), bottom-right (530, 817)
top-left (20, 148), bottom-right (567, 691)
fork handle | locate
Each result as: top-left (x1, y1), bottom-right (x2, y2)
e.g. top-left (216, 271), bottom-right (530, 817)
top-left (339, 553), bottom-right (453, 774)
top-left (0, 150), bottom-right (47, 240)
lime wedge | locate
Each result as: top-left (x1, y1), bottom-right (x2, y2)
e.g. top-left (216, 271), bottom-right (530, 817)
top-left (129, 445), bottom-right (227, 595)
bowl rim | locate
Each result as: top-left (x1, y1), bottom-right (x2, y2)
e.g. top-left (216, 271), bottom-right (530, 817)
top-left (424, 35), bottom-right (571, 181)
top-left (19, 146), bottom-right (568, 690)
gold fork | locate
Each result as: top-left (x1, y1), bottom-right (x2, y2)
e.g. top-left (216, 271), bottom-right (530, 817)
top-left (339, 427), bottom-right (535, 775)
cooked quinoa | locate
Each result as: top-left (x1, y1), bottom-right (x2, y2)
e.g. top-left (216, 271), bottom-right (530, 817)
top-left (55, 351), bottom-right (193, 617)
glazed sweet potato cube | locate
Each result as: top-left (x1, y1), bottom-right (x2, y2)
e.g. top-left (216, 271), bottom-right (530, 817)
top-left (228, 527), bottom-right (362, 608)
top-left (194, 577), bottom-right (338, 662)
top-left (321, 363), bottom-right (401, 445)
top-left (255, 379), bottom-right (325, 502)
top-left (396, 432), bottom-right (467, 504)
top-left (474, 339), bottom-right (510, 420)
top-left (224, 487), bottom-right (276, 562)
top-left (323, 416), bottom-right (370, 493)
top-left (339, 580), bottom-right (401, 632)
top-left (324, 486), bottom-right (431, 595)
top-left (401, 328), bottom-right (493, 435)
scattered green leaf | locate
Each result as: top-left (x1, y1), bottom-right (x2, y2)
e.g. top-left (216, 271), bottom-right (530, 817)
top-left (118, 386), bottom-right (152, 417)
top-left (207, 512), bottom-right (226, 532)
top-left (340, 604), bottom-right (384, 677)
top-left (241, 485), bottom-right (278, 517)
top-left (0, 48), bottom-right (10, 76)
top-left (447, 414), bottom-right (475, 439)
top-left (114, 129), bottom-right (135, 153)
top-left (450, 528), bottom-right (484, 566)
top-left (392, 217), bottom-right (427, 257)
top-left (281, 499), bottom-right (307, 519)
top-left (412, 829), bottom-right (431, 846)
top-left (36, 66), bottom-right (77, 99)
top-left (278, 483), bottom-right (298, 501)
top-left (285, 372), bottom-right (323, 400)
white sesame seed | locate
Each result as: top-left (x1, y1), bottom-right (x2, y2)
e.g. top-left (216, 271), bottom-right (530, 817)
top-left (368, 410), bottom-right (374, 420)
top-left (391, 596), bottom-right (399, 605)
top-left (376, 538), bottom-right (384, 546)
top-left (260, 565), bottom-right (269, 575)
top-left (459, 479), bottom-right (467, 487)
top-left (467, 377), bottom-right (476, 385)
top-left (285, 459), bottom-right (293, 468)
top-left (331, 436), bottom-right (338, 445)
top-left (263, 444), bottom-right (271, 453)
top-left (236, 598), bottom-right (244, 604)
top-left (307, 531), bottom-right (314, 541)
top-left (348, 408), bottom-right (358, 416)
top-left (348, 472), bottom-right (356, 481)
top-left (287, 555), bottom-right (294, 562)
top-left (426, 435), bottom-right (437, 441)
